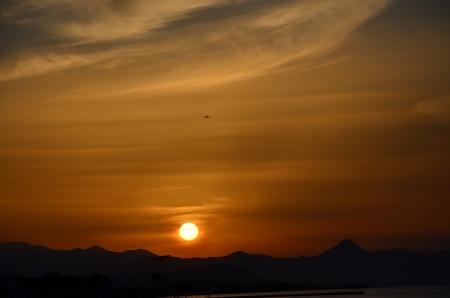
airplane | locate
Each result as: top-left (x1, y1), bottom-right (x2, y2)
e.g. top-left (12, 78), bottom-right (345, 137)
top-left (202, 115), bottom-right (211, 118)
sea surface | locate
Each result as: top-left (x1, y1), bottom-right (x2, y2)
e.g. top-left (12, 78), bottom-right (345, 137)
top-left (190, 286), bottom-right (450, 298)
top-left (361, 286), bottom-right (450, 298)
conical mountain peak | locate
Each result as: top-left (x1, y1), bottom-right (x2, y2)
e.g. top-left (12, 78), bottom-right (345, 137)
top-left (85, 245), bottom-right (107, 252)
top-left (319, 239), bottom-right (368, 258)
top-left (337, 239), bottom-right (364, 249)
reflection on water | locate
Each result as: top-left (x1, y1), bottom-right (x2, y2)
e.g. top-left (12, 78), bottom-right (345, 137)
top-left (184, 286), bottom-right (450, 298)
top-left (364, 286), bottom-right (450, 298)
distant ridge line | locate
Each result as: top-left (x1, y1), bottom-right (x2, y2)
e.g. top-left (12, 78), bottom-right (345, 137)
top-left (1, 239), bottom-right (446, 257)
top-left (1, 239), bottom-right (449, 285)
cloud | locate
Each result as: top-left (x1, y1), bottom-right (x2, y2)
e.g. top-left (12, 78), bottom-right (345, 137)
top-left (1, 0), bottom-right (222, 40)
top-left (146, 197), bottom-right (233, 222)
top-left (137, 186), bottom-right (193, 193)
top-left (0, 48), bottom-right (115, 81)
top-left (414, 95), bottom-right (450, 122)
top-left (0, 0), bottom-right (391, 89)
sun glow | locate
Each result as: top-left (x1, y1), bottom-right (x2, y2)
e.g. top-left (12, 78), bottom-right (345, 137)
top-left (179, 223), bottom-right (199, 241)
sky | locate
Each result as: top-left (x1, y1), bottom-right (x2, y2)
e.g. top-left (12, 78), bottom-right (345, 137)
top-left (1, 0), bottom-right (449, 258)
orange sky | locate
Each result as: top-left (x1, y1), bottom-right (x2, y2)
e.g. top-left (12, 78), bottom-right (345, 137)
top-left (1, 0), bottom-right (449, 258)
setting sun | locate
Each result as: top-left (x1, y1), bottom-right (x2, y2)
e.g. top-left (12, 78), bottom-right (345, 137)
top-left (179, 223), bottom-right (199, 241)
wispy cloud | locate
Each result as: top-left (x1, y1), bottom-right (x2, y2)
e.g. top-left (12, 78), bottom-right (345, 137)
top-left (414, 95), bottom-right (450, 122)
top-left (137, 186), bottom-right (193, 193)
top-left (0, 48), bottom-right (116, 81)
top-left (147, 197), bottom-right (232, 217)
top-left (0, 0), bottom-right (391, 88)
top-left (142, 197), bottom-right (239, 235)
top-left (1, 0), bottom-right (222, 40)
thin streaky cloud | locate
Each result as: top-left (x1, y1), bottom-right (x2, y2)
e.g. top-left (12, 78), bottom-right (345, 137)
top-left (144, 197), bottom-right (236, 228)
top-left (0, 48), bottom-right (117, 81)
top-left (137, 186), bottom-right (193, 193)
top-left (1, 0), bottom-right (223, 40)
top-left (413, 95), bottom-right (450, 122)
top-left (0, 0), bottom-right (392, 89)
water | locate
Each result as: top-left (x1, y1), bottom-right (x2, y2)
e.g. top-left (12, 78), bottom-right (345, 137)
top-left (363, 286), bottom-right (450, 298)
top-left (188, 286), bottom-right (450, 298)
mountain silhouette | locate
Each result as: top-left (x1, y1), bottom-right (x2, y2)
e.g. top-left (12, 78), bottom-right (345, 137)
top-left (0, 242), bottom-right (157, 276)
top-left (319, 239), bottom-right (368, 258)
top-left (1, 240), bottom-right (449, 286)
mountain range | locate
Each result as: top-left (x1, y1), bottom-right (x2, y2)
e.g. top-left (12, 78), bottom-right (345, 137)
top-left (1, 239), bottom-right (449, 285)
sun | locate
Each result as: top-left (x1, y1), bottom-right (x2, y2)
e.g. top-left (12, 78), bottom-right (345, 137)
top-left (179, 223), bottom-right (199, 241)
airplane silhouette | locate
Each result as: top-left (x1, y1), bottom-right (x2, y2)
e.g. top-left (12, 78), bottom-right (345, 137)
top-left (202, 115), bottom-right (211, 118)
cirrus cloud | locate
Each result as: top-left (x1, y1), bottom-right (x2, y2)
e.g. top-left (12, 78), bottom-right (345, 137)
top-left (0, 0), bottom-right (391, 90)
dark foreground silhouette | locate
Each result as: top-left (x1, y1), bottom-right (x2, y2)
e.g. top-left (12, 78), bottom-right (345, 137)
top-left (1, 271), bottom-right (368, 298)
top-left (1, 239), bottom-right (449, 286)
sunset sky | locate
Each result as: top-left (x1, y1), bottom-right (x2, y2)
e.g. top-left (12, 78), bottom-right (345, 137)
top-left (1, 0), bottom-right (449, 258)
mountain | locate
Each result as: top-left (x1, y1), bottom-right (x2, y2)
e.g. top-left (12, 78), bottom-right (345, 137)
top-left (1, 240), bottom-right (449, 286)
top-left (0, 242), bottom-right (157, 276)
top-left (319, 239), bottom-right (369, 259)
